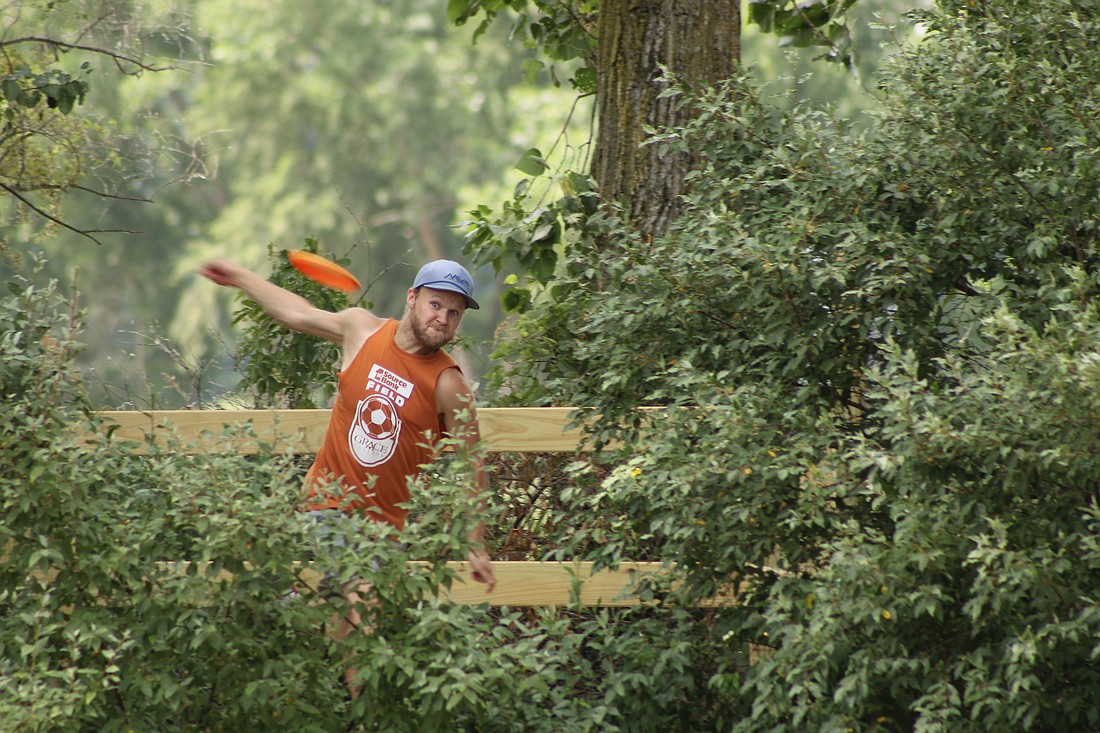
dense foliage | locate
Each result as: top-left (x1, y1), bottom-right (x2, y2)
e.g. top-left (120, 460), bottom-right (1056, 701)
top-left (1, 268), bottom-right (731, 731)
top-left (482, 0), bottom-right (1100, 729)
top-left (6, 0), bottom-right (1100, 730)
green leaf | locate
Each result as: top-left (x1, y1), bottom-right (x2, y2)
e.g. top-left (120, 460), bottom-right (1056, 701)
top-left (571, 65), bottom-right (597, 95)
top-left (501, 287), bottom-right (532, 313)
top-left (446, 0), bottom-right (477, 24)
top-left (513, 147), bottom-right (549, 176)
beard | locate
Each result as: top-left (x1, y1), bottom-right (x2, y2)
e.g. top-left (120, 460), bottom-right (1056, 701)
top-left (409, 313), bottom-right (452, 351)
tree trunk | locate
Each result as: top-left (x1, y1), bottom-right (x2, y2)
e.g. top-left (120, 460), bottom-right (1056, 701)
top-left (592, 0), bottom-right (740, 240)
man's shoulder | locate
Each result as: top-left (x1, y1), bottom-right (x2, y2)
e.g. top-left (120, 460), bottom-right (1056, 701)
top-left (336, 309), bottom-right (392, 368)
top-left (340, 308), bottom-right (390, 336)
top-left (434, 364), bottom-right (472, 402)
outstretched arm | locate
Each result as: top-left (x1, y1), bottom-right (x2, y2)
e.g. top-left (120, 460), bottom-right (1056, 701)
top-left (436, 367), bottom-right (496, 593)
top-left (199, 259), bottom-right (346, 343)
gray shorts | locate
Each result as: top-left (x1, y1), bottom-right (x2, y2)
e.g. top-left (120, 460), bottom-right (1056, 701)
top-left (303, 509), bottom-right (356, 551)
top-left (302, 509), bottom-right (402, 576)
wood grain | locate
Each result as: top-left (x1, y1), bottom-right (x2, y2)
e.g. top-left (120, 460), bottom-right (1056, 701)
top-left (94, 407), bottom-right (590, 455)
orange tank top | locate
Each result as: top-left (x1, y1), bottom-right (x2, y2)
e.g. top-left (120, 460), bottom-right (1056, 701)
top-left (302, 318), bottom-right (459, 529)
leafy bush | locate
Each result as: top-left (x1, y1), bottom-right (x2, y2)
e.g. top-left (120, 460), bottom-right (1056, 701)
top-left (1, 264), bottom-right (346, 731)
top-left (477, 0), bottom-right (1100, 729)
top-left (1, 266), bottom-right (728, 731)
top-left (9, 0), bottom-right (1100, 728)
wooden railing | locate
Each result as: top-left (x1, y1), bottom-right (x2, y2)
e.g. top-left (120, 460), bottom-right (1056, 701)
top-left (98, 407), bottom-right (588, 455)
top-left (92, 408), bottom-right (713, 608)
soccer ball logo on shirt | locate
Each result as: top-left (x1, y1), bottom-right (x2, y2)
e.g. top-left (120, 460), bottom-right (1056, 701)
top-left (349, 392), bottom-right (402, 467)
top-left (363, 395), bottom-right (398, 440)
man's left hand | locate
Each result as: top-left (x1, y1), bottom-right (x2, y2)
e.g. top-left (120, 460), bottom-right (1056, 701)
top-left (467, 548), bottom-right (496, 593)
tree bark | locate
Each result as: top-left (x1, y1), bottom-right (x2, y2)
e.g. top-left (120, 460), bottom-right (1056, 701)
top-left (592, 0), bottom-right (740, 240)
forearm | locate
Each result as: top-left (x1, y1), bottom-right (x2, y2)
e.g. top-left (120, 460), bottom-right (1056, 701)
top-left (464, 464), bottom-right (495, 591)
top-left (226, 268), bottom-right (315, 327)
top-left (465, 460), bottom-right (490, 545)
top-left (437, 377), bottom-right (495, 590)
top-left (436, 371), bottom-right (492, 548)
top-left (201, 259), bottom-right (340, 340)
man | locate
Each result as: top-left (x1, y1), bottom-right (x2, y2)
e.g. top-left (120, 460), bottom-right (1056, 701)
top-left (199, 258), bottom-right (497, 595)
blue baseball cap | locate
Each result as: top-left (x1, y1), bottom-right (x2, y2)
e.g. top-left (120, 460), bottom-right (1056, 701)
top-left (412, 260), bottom-right (480, 310)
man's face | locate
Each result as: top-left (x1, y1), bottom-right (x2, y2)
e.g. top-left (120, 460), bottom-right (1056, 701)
top-left (407, 286), bottom-right (467, 351)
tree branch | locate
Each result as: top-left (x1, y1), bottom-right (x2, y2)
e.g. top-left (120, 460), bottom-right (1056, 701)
top-left (70, 184), bottom-right (153, 204)
top-left (0, 36), bottom-right (175, 74)
top-left (0, 181), bottom-right (140, 244)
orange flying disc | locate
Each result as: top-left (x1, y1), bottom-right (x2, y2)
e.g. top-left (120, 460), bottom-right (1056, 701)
top-left (286, 250), bottom-right (361, 292)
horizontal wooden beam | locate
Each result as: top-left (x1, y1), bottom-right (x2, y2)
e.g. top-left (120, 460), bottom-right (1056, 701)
top-left (434, 560), bottom-right (676, 607)
top-left (93, 407), bottom-right (589, 455)
top-left (300, 560), bottom-right (678, 607)
top-left (31, 561), bottom-right (733, 608)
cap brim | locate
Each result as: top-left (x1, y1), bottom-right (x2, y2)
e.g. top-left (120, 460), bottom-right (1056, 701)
top-left (419, 282), bottom-right (479, 309)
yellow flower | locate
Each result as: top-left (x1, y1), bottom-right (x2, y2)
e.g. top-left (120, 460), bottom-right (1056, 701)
top-left (881, 610), bottom-right (892, 620)
top-left (630, 468), bottom-right (642, 478)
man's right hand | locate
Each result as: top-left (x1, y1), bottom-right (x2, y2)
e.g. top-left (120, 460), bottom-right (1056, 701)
top-left (198, 259), bottom-right (245, 288)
